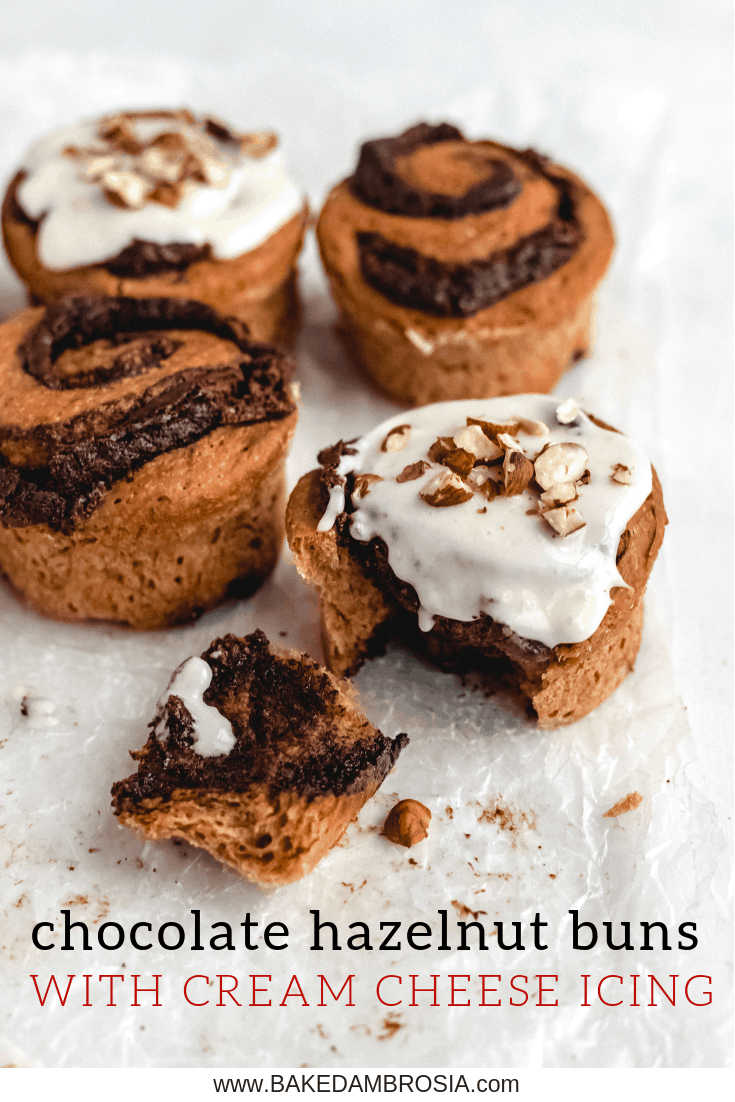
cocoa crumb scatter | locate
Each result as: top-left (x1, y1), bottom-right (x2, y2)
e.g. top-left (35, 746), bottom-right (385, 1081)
top-left (603, 791), bottom-right (643, 818)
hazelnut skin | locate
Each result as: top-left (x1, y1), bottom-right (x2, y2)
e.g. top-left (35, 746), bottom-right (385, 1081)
top-left (384, 799), bottom-right (431, 848)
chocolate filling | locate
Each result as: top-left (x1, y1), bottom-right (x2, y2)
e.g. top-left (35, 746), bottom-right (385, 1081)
top-left (20, 295), bottom-right (253, 389)
top-left (104, 240), bottom-right (213, 279)
top-left (349, 126), bottom-right (584, 318)
top-left (357, 215), bottom-right (582, 318)
top-left (6, 172), bottom-right (213, 278)
top-left (351, 123), bottom-right (521, 218)
top-left (0, 296), bottom-right (295, 532)
top-left (111, 630), bottom-right (408, 805)
top-left (317, 451), bottom-right (587, 683)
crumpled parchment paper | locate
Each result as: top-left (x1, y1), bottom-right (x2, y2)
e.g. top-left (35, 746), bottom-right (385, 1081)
top-left (0, 23), bottom-right (731, 1069)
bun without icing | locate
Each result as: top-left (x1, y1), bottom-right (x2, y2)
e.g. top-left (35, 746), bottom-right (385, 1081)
top-left (111, 631), bottom-right (408, 885)
top-left (316, 123), bottom-right (614, 406)
top-left (0, 295), bottom-right (297, 629)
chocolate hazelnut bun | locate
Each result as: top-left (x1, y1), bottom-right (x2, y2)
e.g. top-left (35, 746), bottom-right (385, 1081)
top-left (112, 630), bottom-right (408, 885)
top-left (316, 123), bottom-right (614, 406)
top-left (287, 396), bottom-right (666, 728)
top-left (0, 296), bottom-right (297, 629)
top-left (2, 110), bottom-right (308, 346)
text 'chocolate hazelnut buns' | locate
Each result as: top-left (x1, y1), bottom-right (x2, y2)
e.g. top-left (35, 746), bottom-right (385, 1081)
top-left (112, 631), bottom-right (408, 885)
top-left (2, 110), bottom-right (308, 345)
top-left (287, 396), bottom-right (666, 728)
top-left (317, 123), bottom-right (614, 406)
top-left (0, 296), bottom-right (297, 628)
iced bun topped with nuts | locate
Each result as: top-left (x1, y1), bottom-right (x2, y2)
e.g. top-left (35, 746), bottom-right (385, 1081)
top-left (287, 396), bottom-right (667, 728)
top-left (2, 110), bottom-right (308, 346)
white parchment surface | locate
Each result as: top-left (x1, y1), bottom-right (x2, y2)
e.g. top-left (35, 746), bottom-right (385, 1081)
top-left (0, 0), bottom-right (731, 1069)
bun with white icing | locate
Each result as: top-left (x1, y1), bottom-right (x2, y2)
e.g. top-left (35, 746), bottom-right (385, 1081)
top-left (111, 631), bottom-right (408, 885)
top-left (316, 123), bottom-right (614, 406)
top-left (0, 295), bottom-right (297, 629)
top-left (2, 110), bottom-right (307, 347)
top-left (286, 396), bottom-right (666, 727)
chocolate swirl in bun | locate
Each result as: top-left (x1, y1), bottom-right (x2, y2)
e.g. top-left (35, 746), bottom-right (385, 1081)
top-left (2, 110), bottom-right (308, 346)
top-left (0, 296), bottom-right (297, 628)
top-left (351, 123), bottom-right (522, 218)
top-left (112, 630), bottom-right (408, 885)
top-left (317, 123), bottom-right (614, 407)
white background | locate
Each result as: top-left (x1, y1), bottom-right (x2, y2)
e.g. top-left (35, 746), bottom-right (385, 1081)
top-left (0, 0), bottom-right (731, 1071)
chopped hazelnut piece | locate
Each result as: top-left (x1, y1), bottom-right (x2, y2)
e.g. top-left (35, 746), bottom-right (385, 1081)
top-left (467, 417), bottom-right (521, 444)
top-left (502, 450), bottom-right (535, 496)
top-left (381, 424), bottom-right (412, 452)
top-left (534, 442), bottom-right (588, 490)
top-left (441, 448), bottom-right (475, 477)
top-left (497, 431), bottom-right (524, 454)
top-left (396, 460), bottom-right (430, 483)
top-left (140, 142), bottom-right (186, 182)
top-left (555, 398), bottom-right (580, 425)
top-left (384, 799), bottom-right (431, 848)
top-left (452, 424), bottom-right (502, 461)
top-left (420, 469), bottom-right (473, 508)
top-left (539, 482), bottom-right (577, 510)
top-left (84, 153), bottom-right (116, 179)
top-left (147, 181), bottom-right (184, 208)
top-left (239, 131), bottom-right (278, 158)
top-left (467, 466), bottom-right (500, 501)
top-left (427, 435), bottom-right (455, 463)
top-left (542, 505), bottom-right (586, 536)
top-left (516, 416), bottom-right (550, 437)
top-left (353, 473), bottom-right (383, 500)
top-left (99, 118), bottom-right (143, 154)
top-left (101, 170), bottom-right (149, 209)
top-left (194, 152), bottom-right (230, 187)
top-left (611, 463), bottom-right (633, 485)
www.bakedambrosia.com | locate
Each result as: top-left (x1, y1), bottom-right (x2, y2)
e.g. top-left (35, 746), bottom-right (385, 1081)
top-left (27, 909), bottom-right (713, 1010)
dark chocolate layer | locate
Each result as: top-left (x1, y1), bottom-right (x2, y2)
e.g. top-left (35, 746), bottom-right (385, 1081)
top-left (104, 240), bottom-right (213, 279)
top-left (20, 295), bottom-right (253, 389)
top-left (350, 126), bottom-right (584, 318)
top-left (351, 123), bottom-right (521, 219)
top-left (357, 216), bottom-right (581, 318)
top-left (0, 296), bottom-right (295, 532)
top-left (111, 630), bottom-right (408, 805)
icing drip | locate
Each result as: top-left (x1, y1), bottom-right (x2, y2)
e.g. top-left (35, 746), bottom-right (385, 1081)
top-left (154, 657), bottom-right (236, 758)
top-left (318, 395), bottom-right (653, 648)
top-left (16, 114), bottom-right (303, 271)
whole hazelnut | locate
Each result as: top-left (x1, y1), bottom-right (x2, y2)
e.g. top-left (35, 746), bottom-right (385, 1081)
top-left (384, 799), bottom-right (431, 848)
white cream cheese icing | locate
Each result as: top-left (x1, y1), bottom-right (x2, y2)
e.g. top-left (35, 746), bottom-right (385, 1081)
top-left (318, 395), bottom-right (653, 648)
top-left (16, 113), bottom-right (303, 271)
top-left (154, 657), bottom-right (236, 758)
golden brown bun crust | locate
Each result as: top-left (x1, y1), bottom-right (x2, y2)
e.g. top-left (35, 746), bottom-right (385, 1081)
top-left (286, 467), bottom-right (667, 727)
top-left (0, 416), bottom-right (295, 629)
top-left (117, 783), bottom-right (378, 885)
top-left (2, 175), bottom-right (307, 346)
top-left (316, 142), bottom-right (614, 406)
top-left (286, 469), bottom-right (395, 677)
